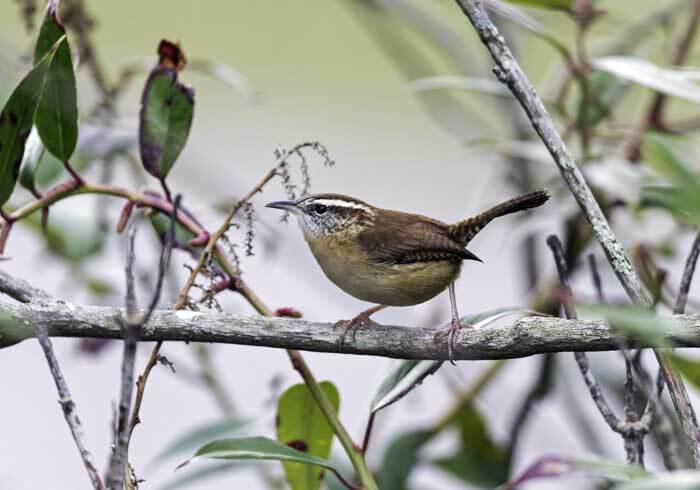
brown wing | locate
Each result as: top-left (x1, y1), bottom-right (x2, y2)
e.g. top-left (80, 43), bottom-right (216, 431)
top-left (357, 209), bottom-right (480, 265)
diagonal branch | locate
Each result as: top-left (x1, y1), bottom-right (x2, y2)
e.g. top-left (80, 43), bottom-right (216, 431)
top-left (452, 0), bottom-right (700, 467)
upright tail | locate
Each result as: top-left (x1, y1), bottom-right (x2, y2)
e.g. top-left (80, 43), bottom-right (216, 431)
top-left (449, 190), bottom-right (550, 246)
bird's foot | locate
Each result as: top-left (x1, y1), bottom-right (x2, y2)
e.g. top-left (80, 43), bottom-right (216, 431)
top-left (434, 318), bottom-right (471, 365)
top-left (334, 312), bottom-right (374, 350)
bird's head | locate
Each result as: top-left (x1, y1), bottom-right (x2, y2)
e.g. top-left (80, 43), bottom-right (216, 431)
top-left (266, 193), bottom-right (375, 238)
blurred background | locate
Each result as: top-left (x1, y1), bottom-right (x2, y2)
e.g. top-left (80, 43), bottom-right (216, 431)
top-left (2, 0), bottom-right (700, 488)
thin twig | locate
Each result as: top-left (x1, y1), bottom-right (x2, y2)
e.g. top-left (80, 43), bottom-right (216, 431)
top-left (453, 0), bottom-right (700, 467)
top-left (106, 227), bottom-right (139, 489)
top-left (590, 254), bottom-right (650, 465)
top-left (623, 354), bottom-right (645, 465)
top-left (123, 196), bottom-right (179, 466)
top-left (547, 237), bottom-right (621, 431)
top-left (674, 229), bottom-right (700, 315)
top-left (588, 254), bottom-right (605, 303)
top-left (33, 325), bottom-right (104, 489)
top-left (108, 197), bottom-right (178, 489)
top-left (125, 164), bottom-right (279, 445)
top-left (175, 167), bottom-right (277, 308)
top-left (548, 235), bottom-right (650, 465)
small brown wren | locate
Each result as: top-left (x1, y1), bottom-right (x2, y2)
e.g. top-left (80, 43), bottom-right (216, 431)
top-left (266, 190), bottom-right (549, 361)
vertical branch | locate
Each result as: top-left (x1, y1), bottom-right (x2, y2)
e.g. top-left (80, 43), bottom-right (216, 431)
top-left (106, 227), bottom-right (140, 490)
top-left (622, 353), bottom-right (645, 465)
top-left (453, 0), bottom-right (700, 467)
top-left (33, 325), bottom-right (104, 489)
top-left (108, 198), bottom-right (178, 489)
top-left (674, 229), bottom-right (700, 315)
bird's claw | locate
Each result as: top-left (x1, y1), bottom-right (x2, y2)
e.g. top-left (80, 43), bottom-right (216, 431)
top-left (334, 313), bottom-right (372, 350)
top-left (434, 319), bottom-right (471, 365)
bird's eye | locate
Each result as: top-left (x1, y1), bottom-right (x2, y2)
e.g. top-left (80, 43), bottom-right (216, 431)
top-left (312, 204), bottom-right (327, 215)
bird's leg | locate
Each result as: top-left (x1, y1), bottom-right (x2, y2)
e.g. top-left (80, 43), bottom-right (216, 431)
top-left (434, 282), bottom-right (471, 364)
top-left (335, 304), bottom-right (387, 349)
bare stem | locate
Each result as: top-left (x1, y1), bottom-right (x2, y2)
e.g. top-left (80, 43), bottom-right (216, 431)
top-left (548, 235), bottom-right (648, 465)
top-left (453, 0), bottom-right (700, 467)
top-left (33, 322), bottom-right (104, 489)
top-left (674, 229), bottom-right (700, 315)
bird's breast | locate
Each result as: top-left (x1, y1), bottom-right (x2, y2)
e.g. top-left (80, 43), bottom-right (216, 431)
top-left (304, 234), bottom-right (461, 306)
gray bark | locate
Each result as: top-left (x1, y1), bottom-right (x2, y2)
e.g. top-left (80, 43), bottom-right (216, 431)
top-left (3, 299), bottom-right (700, 361)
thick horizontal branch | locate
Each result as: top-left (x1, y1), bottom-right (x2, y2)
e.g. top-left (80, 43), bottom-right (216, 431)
top-left (2, 299), bottom-right (700, 360)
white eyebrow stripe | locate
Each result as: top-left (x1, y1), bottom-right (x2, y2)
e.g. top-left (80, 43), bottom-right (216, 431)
top-left (312, 199), bottom-right (372, 211)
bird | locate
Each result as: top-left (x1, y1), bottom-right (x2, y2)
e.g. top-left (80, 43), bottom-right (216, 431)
top-left (266, 190), bottom-right (550, 361)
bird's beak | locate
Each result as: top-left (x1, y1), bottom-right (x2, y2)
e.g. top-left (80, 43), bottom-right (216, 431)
top-left (265, 200), bottom-right (301, 213)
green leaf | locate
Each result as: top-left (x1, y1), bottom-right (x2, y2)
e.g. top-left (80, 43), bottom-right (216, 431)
top-left (34, 1), bottom-right (78, 161)
top-left (181, 436), bottom-right (340, 474)
top-left (670, 355), bottom-right (700, 393)
top-left (573, 71), bottom-right (627, 128)
top-left (579, 305), bottom-right (671, 347)
top-left (276, 382), bottom-right (339, 490)
top-left (376, 430), bottom-right (433, 490)
top-left (0, 49), bottom-right (53, 207)
top-left (592, 57), bottom-right (700, 104)
top-left (34, 0), bottom-right (64, 63)
top-left (503, 0), bottom-right (571, 9)
top-left (155, 417), bottom-right (251, 465)
top-left (139, 67), bottom-right (194, 179)
top-left (432, 404), bottom-right (510, 488)
top-left (149, 211), bottom-right (196, 244)
top-left (370, 360), bottom-right (433, 413)
top-left (644, 134), bottom-right (700, 193)
top-left (640, 134), bottom-right (700, 223)
top-left (0, 306), bottom-right (34, 348)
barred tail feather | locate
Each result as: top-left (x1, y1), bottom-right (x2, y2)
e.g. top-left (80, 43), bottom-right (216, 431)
top-left (449, 189), bottom-right (550, 245)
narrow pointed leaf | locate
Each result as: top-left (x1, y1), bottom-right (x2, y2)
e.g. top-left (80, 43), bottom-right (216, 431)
top-left (139, 42), bottom-right (194, 180)
top-left (370, 360), bottom-right (441, 414)
top-left (276, 382), bottom-right (339, 490)
top-left (592, 57), bottom-right (700, 103)
top-left (154, 417), bottom-right (250, 465)
top-left (33, 0), bottom-right (78, 160)
top-left (34, 0), bottom-right (64, 63)
top-left (579, 305), bottom-right (673, 347)
top-left (670, 355), bottom-right (700, 392)
top-left (182, 436), bottom-right (340, 474)
top-left (0, 51), bottom-right (53, 207)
